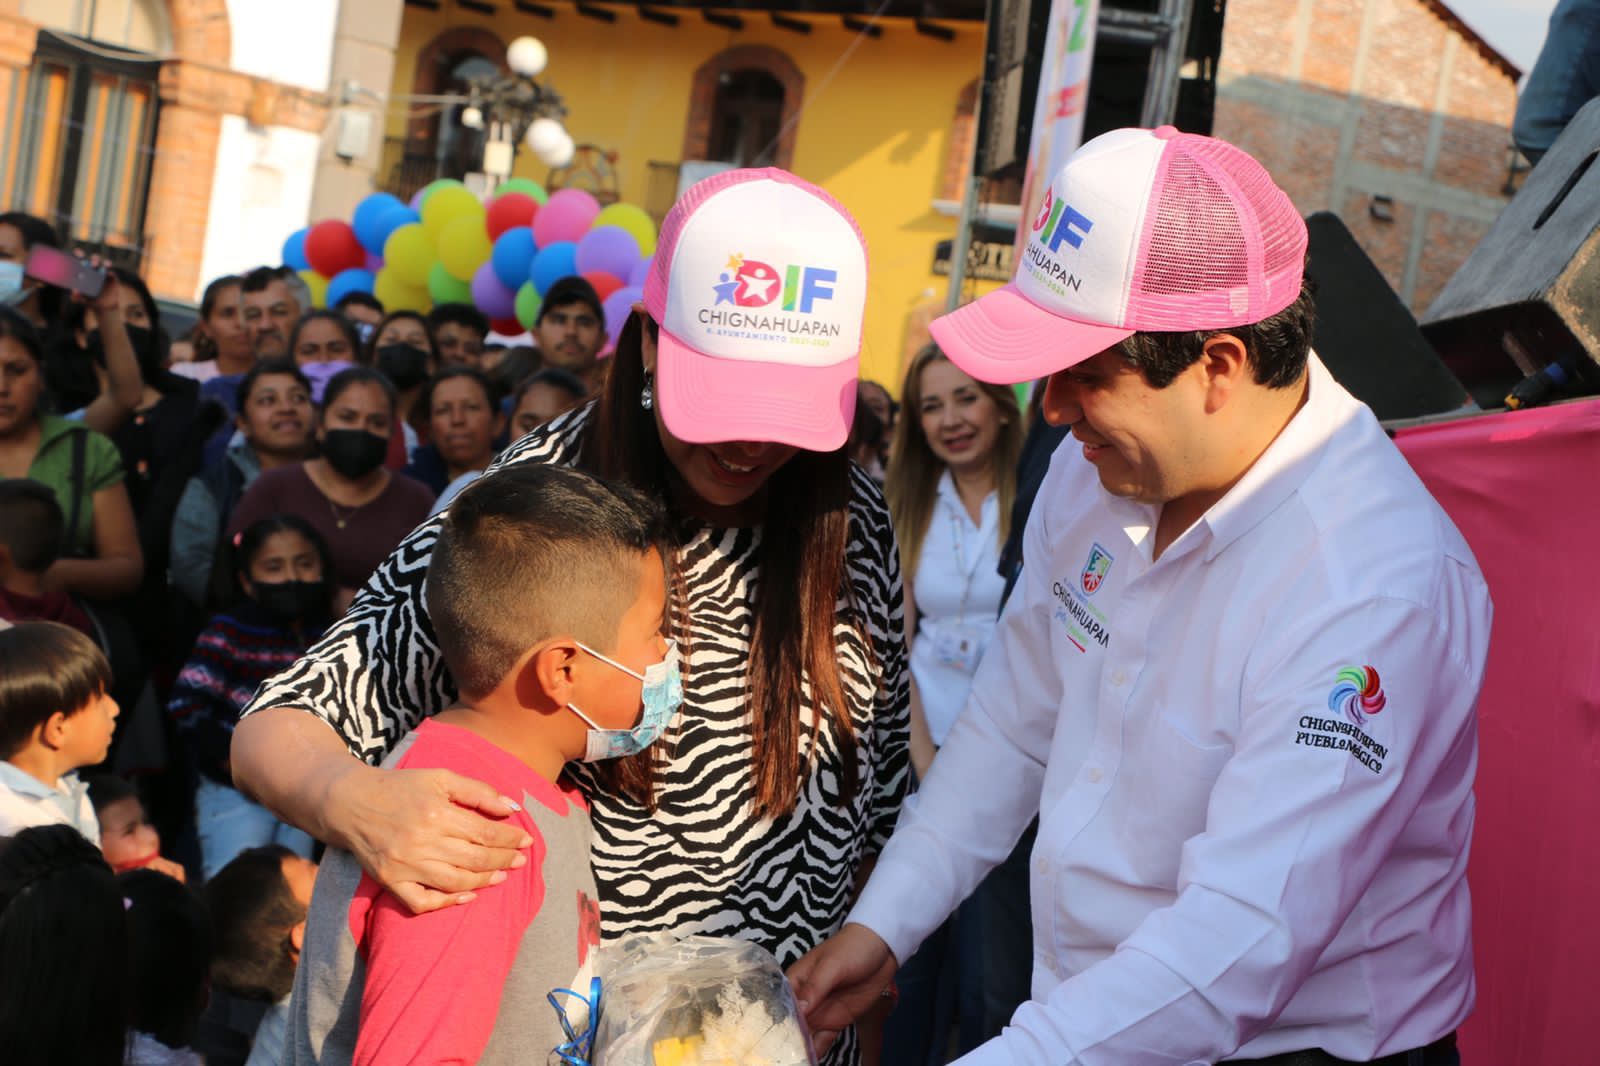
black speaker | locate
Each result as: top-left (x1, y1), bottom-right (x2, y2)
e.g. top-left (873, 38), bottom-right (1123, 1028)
top-left (1421, 95), bottom-right (1600, 406)
top-left (1304, 212), bottom-right (1471, 421)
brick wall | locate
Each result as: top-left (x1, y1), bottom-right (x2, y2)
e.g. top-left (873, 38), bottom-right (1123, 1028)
top-left (1213, 0), bottom-right (1519, 315)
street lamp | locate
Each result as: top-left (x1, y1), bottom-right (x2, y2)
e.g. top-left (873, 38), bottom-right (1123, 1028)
top-left (461, 35), bottom-right (573, 185)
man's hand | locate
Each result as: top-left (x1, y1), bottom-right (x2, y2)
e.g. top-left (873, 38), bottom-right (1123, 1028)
top-left (788, 923), bottom-right (899, 1055)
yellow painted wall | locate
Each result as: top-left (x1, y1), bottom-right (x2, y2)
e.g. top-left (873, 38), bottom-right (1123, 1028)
top-left (390, 5), bottom-right (988, 388)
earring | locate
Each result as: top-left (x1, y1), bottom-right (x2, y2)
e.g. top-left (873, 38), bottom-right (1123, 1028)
top-left (641, 372), bottom-right (655, 411)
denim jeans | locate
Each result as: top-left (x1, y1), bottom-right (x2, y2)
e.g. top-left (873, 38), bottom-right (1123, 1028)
top-left (195, 776), bottom-right (314, 879)
top-left (1513, 0), bottom-right (1600, 163)
top-left (882, 897), bottom-right (986, 1065)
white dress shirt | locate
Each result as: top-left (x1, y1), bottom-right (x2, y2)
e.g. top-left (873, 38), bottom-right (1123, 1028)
top-left (911, 472), bottom-right (1007, 745)
top-left (851, 355), bottom-right (1492, 1063)
top-left (0, 763), bottom-right (100, 844)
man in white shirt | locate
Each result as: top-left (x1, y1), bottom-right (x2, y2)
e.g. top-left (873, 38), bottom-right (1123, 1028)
top-left (791, 127), bottom-right (1491, 1065)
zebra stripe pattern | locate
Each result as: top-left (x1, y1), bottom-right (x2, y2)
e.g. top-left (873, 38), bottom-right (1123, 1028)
top-left (243, 405), bottom-right (912, 1065)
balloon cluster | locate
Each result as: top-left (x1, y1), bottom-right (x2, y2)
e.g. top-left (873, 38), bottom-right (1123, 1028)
top-left (281, 177), bottom-right (656, 346)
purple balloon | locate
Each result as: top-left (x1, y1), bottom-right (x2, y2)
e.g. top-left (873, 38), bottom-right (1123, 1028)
top-left (575, 226), bottom-right (641, 284)
top-left (627, 255), bottom-right (653, 289)
top-left (602, 284), bottom-right (645, 349)
top-left (365, 252), bottom-right (384, 273)
top-left (408, 188), bottom-right (426, 211)
top-left (471, 261), bottom-right (518, 320)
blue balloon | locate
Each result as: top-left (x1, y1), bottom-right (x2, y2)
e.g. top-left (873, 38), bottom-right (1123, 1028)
top-left (529, 241), bottom-right (578, 297)
top-left (282, 228), bottom-right (310, 272)
top-left (326, 268), bottom-right (376, 308)
top-left (352, 193), bottom-right (404, 254)
top-left (491, 228), bottom-right (538, 291)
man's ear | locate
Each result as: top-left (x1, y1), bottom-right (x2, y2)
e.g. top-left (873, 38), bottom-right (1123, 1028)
top-left (1198, 332), bottom-right (1251, 414)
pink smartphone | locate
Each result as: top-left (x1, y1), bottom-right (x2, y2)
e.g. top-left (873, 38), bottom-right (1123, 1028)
top-left (24, 245), bottom-right (106, 299)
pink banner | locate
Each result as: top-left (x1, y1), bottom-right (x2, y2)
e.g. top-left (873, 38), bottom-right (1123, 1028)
top-left (1396, 399), bottom-right (1600, 1063)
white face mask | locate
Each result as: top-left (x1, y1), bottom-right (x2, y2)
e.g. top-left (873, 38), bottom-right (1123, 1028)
top-left (567, 640), bottom-right (683, 762)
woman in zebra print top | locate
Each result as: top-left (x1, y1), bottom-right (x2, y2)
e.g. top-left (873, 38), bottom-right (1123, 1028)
top-left (231, 170), bottom-right (910, 1064)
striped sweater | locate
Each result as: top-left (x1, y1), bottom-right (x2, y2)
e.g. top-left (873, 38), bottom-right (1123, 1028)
top-left (167, 603), bottom-right (325, 784)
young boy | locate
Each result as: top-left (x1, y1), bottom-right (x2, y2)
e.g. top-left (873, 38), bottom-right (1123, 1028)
top-left (287, 464), bottom-right (680, 1066)
top-left (0, 621), bottom-right (120, 842)
top-left (0, 480), bottom-right (95, 636)
top-left (86, 774), bottom-right (188, 881)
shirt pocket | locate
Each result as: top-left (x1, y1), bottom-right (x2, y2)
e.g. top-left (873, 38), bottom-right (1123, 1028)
top-left (1121, 717), bottom-right (1233, 886)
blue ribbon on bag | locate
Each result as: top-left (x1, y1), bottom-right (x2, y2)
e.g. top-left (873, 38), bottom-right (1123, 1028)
top-left (549, 976), bottom-right (602, 1066)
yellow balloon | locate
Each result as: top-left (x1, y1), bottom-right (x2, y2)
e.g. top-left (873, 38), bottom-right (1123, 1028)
top-left (298, 270), bottom-right (329, 309)
top-left (438, 215), bottom-right (494, 281)
top-left (374, 268), bottom-right (430, 314)
top-left (594, 202), bottom-right (658, 257)
top-left (421, 185), bottom-right (484, 242)
top-left (383, 222), bottom-right (436, 288)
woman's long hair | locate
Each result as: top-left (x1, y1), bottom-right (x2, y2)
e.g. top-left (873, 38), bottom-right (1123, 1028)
top-left (580, 312), bottom-right (858, 818)
top-left (885, 344), bottom-right (1024, 584)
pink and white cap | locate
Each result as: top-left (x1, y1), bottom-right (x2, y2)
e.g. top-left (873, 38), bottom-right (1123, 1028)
top-left (930, 126), bottom-right (1308, 384)
top-left (643, 168), bottom-right (868, 452)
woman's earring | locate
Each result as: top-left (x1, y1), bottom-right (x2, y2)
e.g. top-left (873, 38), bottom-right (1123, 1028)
top-left (641, 372), bottom-right (655, 411)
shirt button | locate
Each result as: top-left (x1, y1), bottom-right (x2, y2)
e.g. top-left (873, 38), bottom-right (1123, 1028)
top-left (1110, 669), bottom-right (1129, 687)
top-left (1087, 768), bottom-right (1104, 784)
top-left (1034, 857), bottom-right (1049, 876)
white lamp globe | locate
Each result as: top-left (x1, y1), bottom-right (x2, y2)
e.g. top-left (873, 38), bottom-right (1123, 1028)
top-left (507, 36), bottom-right (548, 78)
top-left (525, 117), bottom-right (566, 155)
top-left (536, 129), bottom-right (576, 169)
top-left (460, 105), bottom-right (484, 130)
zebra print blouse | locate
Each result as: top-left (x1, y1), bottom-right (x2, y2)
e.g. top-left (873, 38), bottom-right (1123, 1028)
top-left (242, 405), bottom-right (911, 1064)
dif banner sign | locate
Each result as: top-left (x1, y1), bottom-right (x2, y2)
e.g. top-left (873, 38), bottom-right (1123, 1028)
top-left (1012, 0), bottom-right (1100, 263)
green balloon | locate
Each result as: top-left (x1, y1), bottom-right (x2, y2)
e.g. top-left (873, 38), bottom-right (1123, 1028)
top-left (428, 261), bottom-right (473, 306)
top-left (418, 178), bottom-right (467, 210)
top-left (497, 177), bottom-right (549, 205)
top-left (515, 281), bottom-right (543, 329)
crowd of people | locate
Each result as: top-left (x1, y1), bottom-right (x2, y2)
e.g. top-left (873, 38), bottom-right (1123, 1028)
top-left (0, 129), bottom-right (1485, 1066)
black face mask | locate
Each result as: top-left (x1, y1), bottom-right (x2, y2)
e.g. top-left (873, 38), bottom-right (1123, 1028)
top-left (86, 324), bottom-right (165, 379)
top-left (252, 579), bottom-right (329, 623)
top-left (375, 343), bottom-right (431, 392)
top-left (320, 427), bottom-right (389, 480)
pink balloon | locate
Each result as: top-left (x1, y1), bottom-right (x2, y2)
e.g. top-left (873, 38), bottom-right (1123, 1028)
top-left (532, 188), bottom-right (601, 248)
top-left (470, 261), bottom-right (518, 320)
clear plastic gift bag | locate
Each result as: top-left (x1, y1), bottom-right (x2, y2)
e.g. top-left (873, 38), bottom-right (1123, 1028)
top-left (588, 932), bottom-right (818, 1066)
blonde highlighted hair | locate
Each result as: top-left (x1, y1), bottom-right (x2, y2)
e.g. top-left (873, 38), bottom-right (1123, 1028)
top-left (885, 344), bottom-right (1024, 583)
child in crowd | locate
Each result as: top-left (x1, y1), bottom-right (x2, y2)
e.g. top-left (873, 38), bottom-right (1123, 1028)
top-left (287, 464), bottom-right (681, 1065)
top-left (206, 845), bottom-right (320, 1066)
top-left (0, 824), bottom-right (129, 1066)
top-left (0, 478), bottom-right (95, 636)
top-left (122, 867), bottom-right (212, 1065)
top-left (87, 773), bottom-right (188, 881)
top-left (0, 621), bottom-right (118, 841)
top-left (168, 514), bottom-right (330, 878)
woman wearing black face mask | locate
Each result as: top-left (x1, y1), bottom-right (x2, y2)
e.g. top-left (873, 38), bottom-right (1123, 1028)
top-left (167, 513), bottom-right (331, 877)
top-left (364, 310), bottom-right (438, 470)
top-left (227, 367), bottom-right (433, 616)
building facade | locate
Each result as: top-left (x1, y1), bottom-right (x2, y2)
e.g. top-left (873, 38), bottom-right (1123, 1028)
top-left (1213, 0), bottom-right (1522, 315)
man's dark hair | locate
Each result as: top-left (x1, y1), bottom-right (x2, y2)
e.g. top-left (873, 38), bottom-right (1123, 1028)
top-left (1115, 278), bottom-right (1317, 390)
top-left (205, 845), bottom-right (303, 1004)
top-left (537, 276), bottom-right (604, 326)
top-left (239, 266), bottom-right (281, 296)
top-left (235, 358), bottom-right (312, 412)
top-left (0, 622), bottom-right (113, 759)
top-left (426, 302), bottom-right (490, 338)
top-left (333, 290), bottom-right (383, 315)
top-left (427, 464), bottom-right (666, 698)
top-left (120, 868), bottom-right (212, 1050)
top-left (0, 479), bottom-right (65, 573)
top-left (517, 367), bottom-right (588, 407)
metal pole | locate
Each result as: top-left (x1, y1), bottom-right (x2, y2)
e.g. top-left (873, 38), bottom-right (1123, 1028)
top-left (945, 169), bottom-right (985, 312)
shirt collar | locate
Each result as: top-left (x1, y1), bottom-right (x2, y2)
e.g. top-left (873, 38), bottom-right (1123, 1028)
top-left (1199, 353), bottom-right (1358, 561)
top-left (0, 760), bottom-right (68, 800)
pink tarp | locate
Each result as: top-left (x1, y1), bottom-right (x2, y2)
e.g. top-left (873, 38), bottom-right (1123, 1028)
top-left (1395, 399), bottom-right (1600, 1063)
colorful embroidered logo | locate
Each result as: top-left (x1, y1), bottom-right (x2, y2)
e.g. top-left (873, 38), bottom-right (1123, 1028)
top-left (1080, 542), bottom-right (1114, 596)
top-left (1329, 666), bottom-right (1386, 725)
top-left (712, 253), bottom-right (836, 313)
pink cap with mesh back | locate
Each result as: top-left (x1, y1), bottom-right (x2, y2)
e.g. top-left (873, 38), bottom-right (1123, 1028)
top-left (643, 168), bottom-right (868, 452)
top-left (930, 126), bottom-right (1308, 385)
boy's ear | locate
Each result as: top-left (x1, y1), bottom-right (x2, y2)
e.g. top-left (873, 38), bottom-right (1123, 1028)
top-left (519, 639), bottom-right (582, 709)
top-left (290, 919), bottom-right (306, 959)
top-left (39, 710), bottom-right (69, 750)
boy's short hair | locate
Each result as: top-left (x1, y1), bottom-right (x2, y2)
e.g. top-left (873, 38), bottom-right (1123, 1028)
top-left (0, 622), bottom-right (112, 759)
top-left (0, 480), bottom-right (65, 573)
top-left (85, 773), bottom-right (138, 815)
top-left (426, 302), bottom-right (490, 338)
top-left (427, 465), bottom-right (667, 698)
top-left (205, 845), bottom-right (303, 1003)
top-left (334, 290), bottom-right (383, 315)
